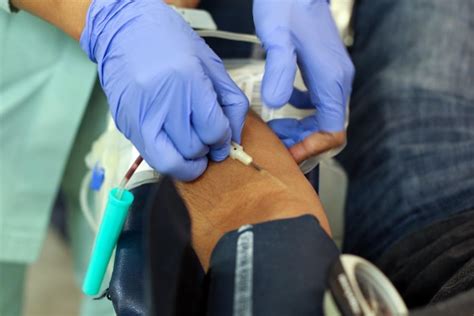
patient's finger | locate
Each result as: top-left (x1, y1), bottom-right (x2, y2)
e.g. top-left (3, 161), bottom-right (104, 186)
top-left (289, 131), bottom-right (346, 163)
top-left (165, 0), bottom-right (200, 8)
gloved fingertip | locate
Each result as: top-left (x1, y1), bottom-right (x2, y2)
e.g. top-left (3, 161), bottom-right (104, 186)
top-left (282, 138), bottom-right (297, 148)
top-left (268, 118), bottom-right (303, 139)
top-left (289, 89), bottom-right (313, 109)
top-left (223, 100), bottom-right (247, 144)
top-left (209, 144), bottom-right (230, 162)
top-left (261, 82), bottom-right (293, 109)
top-left (230, 121), bottom-right (244, 144)
top-left (317, 106), bottom-right (345, 132)
top-left (261, 47), bottom-right (297, 108)
top-left (175, 157), bottom-right (208, 182)
top-left (232, 134), bottom-right (241, 144)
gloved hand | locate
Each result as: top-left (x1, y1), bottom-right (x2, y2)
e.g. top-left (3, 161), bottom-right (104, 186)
top-left (253, 0), bottom-right (354, 162)
top-left (81, 0), bottom-right (249, 181)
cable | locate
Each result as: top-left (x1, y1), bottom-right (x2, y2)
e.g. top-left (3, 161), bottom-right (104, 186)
top-left (80, 156), bottom-right (144, 232)
top-left (80, 171), bottom-right (99, 232)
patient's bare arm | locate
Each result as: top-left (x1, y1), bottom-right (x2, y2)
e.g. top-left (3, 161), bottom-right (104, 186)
top-left (11, 0), bottom-right (200, 40)
top-left (176, 113), bottom-right (331, 270)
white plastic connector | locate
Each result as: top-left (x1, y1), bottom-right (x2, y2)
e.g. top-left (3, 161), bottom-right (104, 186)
top-left (230, 142), bottom-right (253, 166)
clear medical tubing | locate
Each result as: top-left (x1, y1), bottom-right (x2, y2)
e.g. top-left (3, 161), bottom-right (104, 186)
top-left (196, 30), bottom-right (260, 44)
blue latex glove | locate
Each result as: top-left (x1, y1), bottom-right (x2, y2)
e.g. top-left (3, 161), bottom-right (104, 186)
top-left (81, 0), bottom-right (249, 181)
top-left (253, 0), bottom-right (354, 161)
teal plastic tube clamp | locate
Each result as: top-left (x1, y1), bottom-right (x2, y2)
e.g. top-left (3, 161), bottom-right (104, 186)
top-left (82, 188), bottom-right (134, 296)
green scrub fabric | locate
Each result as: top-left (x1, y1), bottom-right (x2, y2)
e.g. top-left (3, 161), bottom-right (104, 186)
top-left (0, 82), bottom-right (115, 316)
top-left (0, 10), bottom-right (96, 263)
top-left (0, 8), bottom-right (115, 316)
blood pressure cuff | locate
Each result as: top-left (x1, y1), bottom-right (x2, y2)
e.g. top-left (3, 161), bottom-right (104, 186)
top-left (108, 178), bottom-right (206, 316)
top-left (108, 177), bottom-right (339, 315)
top-left (107, 183), bottom-right (151, 315)
top-left (207, 215), bottom-right (340, 316)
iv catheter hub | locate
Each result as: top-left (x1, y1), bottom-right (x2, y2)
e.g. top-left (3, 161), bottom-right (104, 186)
top-left (229, 141), bottom-right (263, 172)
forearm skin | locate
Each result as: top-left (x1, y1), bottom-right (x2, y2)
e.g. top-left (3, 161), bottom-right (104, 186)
top-left (176, 113), bottom-right (332, 269)
top-left (12, 0), bottom-right (91, 40)
top-left (11, 0), bottom-right (200, 40)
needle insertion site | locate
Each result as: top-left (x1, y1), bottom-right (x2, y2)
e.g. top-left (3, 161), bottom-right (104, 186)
top-left (230, 141), bottom-right (264, 172)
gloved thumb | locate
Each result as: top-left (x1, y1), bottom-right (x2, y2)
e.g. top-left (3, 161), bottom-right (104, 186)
top-left (261, 42), bottom-right (297, 108)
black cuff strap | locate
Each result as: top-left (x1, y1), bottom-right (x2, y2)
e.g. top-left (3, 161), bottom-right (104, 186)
top-left (207, 215), bottom-right (340, 316)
